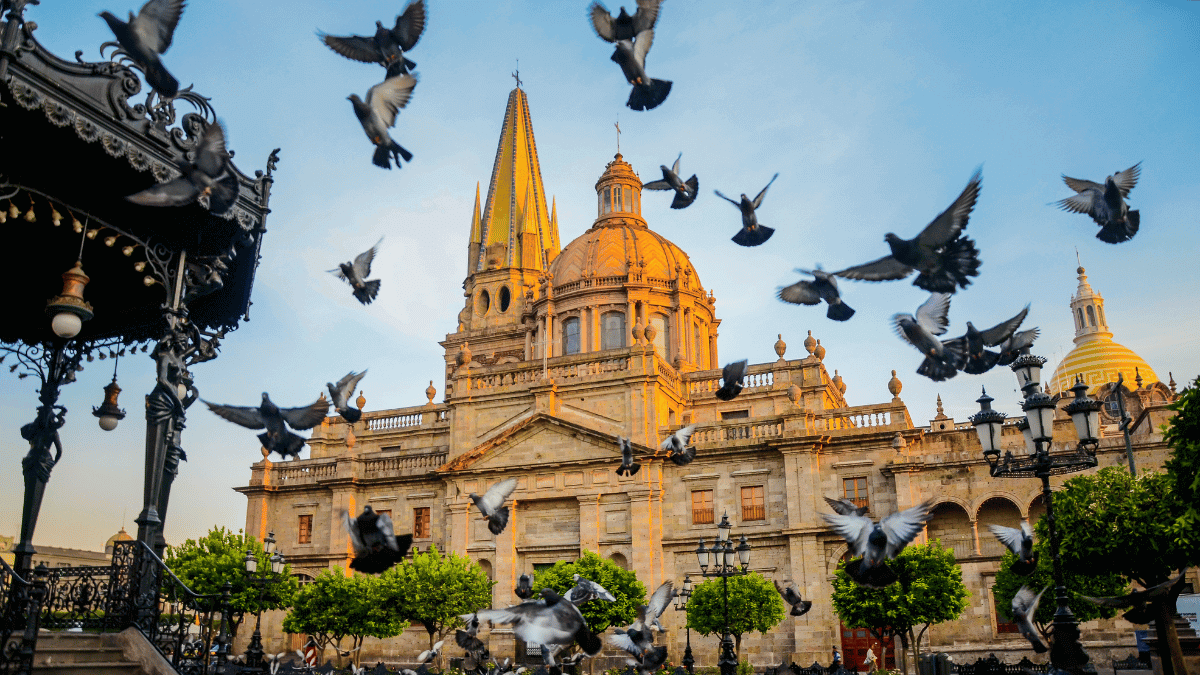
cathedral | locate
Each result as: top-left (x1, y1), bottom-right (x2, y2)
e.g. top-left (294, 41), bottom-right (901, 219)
top-left (237, 85), bottom-right (1186, 667)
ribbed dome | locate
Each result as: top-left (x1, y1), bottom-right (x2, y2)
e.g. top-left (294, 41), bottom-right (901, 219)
top-left (1048, 338), bottom-right (1158, 395)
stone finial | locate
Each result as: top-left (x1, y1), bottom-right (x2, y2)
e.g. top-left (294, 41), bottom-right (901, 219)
top-left (260, 446), bottom-right (270, 459)
top-left (1169, 372), bottom-right (1177, 396)
top-left (632, 321), bottom-right (644, 344)
top-left (832, 370), bottom-right (846, 394)
top-left (644, 322), bottom-right (656, 342)
top-left (936, 395), bottom-right (944, 416)
top-left (456, 342), bottom-right (472, 367)
top-left (888, 370), bottom-right (902, 398)
top-left (356, 390), bottom-right (366, 411)
top-left (774, 334), bottom-right (787, 359)
top-left (892, 432), bottom-right (907, 450)
top-left (425, 381), bottom-right (436, 404)
top-left (814, 339), bottom-right (826, 361)
top-left (1134, 367), bottom-right (1143, 389)
top-left (346, 426), bottom-right (356, 449)
top-left (803, 330), bottom-right (816, 355)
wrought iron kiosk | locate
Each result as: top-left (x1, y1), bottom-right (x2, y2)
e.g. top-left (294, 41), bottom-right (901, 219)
top-left (1, 0), bottom-right (277, 671)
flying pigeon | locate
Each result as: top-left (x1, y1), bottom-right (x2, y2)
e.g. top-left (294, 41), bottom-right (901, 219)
top-left (469, 588), bottom-right (603, 666)
top-left (349, 74), bottom-right (418, 169)
top-left (823, 496), bottom-right (868, 517)
top-left (995, 328), bottom-right (1040, 367)
top-left (642, 581), bottom-right (676, 632)
top-left (944, 305), bottom-right (1029, 375)
top-left (126, 120), bottom-right (239, 216)
top-left (659, 424), bottom-right (696, 466)
top-left (836, 169), bottom-right (982, 293)
top-left (330, 239), bottom-right (383, 305)
top-left (1082, 571), bottom-right (1186, 625)
top-left (631, 646), bottom-right (668, 675)
top-left (715, 173), bottom-right (778, 247)
top-left (616, 436), bottom-right (641, 477)
top-left (417, 640), bottom-right (444, 665)
top-left (773, 579), bottom-right (812, 617)
top-left (516, 573), bottom-right (534, 600)
top-left (588, 0), bottom-right (663, 42)
top-left (205, 393), bottom-right (329, 460)
top-left (567, 574), bottom-right (617, 605)
top-left (821, 500), bottom-right (934, 588)
top-left (893, 293), bottom-right (963, 382)
top-left (610, 623), bottom-right (653, 660)
top-left (344, 505), bottom-right (413, 574)
top-left (987, 522), bottom-right (1037, 576)
top-left (470, 477), bottom-right (519, 535)
top-left (1056, 163), bottom-right (1141, 244)
top-left (327, 370), bottom-right (368, 422)
top-left (610, 29), bottom-right (672, 111)
top-left (319, 0), bottom-right (426, 77)
top-left (642, 154), bottom-right (698, 209)
top-left (266, 652), bottom-right (291, 675)
top-left (778, 268), bottom-right (855, 321)
top-left (456, 616), bottom-right (490, 667)
top-left (715, 360), bottom-right (748, 401)
top-left (1010, 585), bottom-right (1049, 653)
top-left (99, 0), bottom-right (185, 98)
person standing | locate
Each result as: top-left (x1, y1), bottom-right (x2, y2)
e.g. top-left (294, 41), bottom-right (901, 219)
top-left (865, 645), bottom-right (878, 673)
top-left (831, 646), bottom-right (842, 673)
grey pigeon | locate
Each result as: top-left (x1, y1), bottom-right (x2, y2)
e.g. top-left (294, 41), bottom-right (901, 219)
top-left (616, 436), bottom-right (641, 477)
top-left (319, 0), bottom-right (426, 77)
top-left (659, 424), bottom-right (696, 466)
top-left (327, 370), bottom-right (368, 422)
top-left (893, 293), bottom-right (963, 382)
top-left (821, 500), bottom-right (934, 588)
top-left (589, 0), bottom-right (663, 42)
top-left (1010, 585), bottom-right (1049, 653)
top-left (470, 477), bottom-right (519, 535)
top-left (330, 239), bottom-right (383, 305)
top-left (417, 640), bottom-right (443, 665)
top-left (567, 574), bottom-right (617, 605)
top-left (944, 305), bottom-right (1029, 375)
top-left (987, 522), bottom-right (1036, 576)
top-left (205, 393), bottom-right (329, 460)
top-left (456, 616), bottom-right (490, 666)
top-left (996, 328), bottom-right (1040, 367)
top-left (643, 154), bottom-right (698, 209)
top-left (610, 29), bottom-right (672, 111)
top-left (632, 646), bottom-right (668, 675)
top-left (779, 268), bottom-right (855, 321)
top-left (610, 624), bottom-right (654, 660)
top-left (349, 74), bottom-right (418, 169)
top-left (126, 120), bottom-right (238, 215)
top-left (773, 579), bottom-right (812, 617)
top-left (642, 581), bottom-right (676, 632)
top-left (823, 496), bottom-right (868, 517)
top-left (715, 360), bottom-right (749, 401)
top-left (715, 174), bottom-right (778, 247)
top-left (516, 573), bottom-right (534, 599)
top-left (469, 588), bottom-right (602, 665)
top-left (344, 505), bottom-right (412, 574)
top-left (1056, 163), bottom-right (1141, 244)
top-left (836, 169), bottom-right (982, 293)
top-left (1082, 571), bottom-right (1186, 625)
top-left (99, 0), bottom-right (185, 98)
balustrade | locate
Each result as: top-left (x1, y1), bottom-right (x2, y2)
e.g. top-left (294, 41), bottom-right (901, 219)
top-left (363, 451), bottom-right (448, 477)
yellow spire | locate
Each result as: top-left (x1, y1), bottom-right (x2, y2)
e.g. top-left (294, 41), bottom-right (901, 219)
top-left (467, 182), bottom-right (483, 273)
top-left (476, 87), bottom-right (559, 272)
top-left (548, 196), bottom-right (560, 258)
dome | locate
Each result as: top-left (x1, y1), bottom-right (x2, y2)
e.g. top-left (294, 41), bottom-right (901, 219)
top-left (104, 526), bottom-right (132, 555)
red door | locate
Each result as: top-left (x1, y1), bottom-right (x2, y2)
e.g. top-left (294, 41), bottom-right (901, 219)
top-left (839, 624), bottom-right (896, 672)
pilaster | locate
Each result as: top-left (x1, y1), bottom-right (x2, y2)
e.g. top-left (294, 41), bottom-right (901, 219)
top-left (578, 494), bottom-right (601, 552)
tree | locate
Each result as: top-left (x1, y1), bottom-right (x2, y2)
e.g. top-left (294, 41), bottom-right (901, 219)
top-left (164, 527), bottom-right (298, 640)
top-left (686, 572), bottom-right (785, 659)
top-left (533, 551), bottom-right (646, 634)
top-left (831, 542), bottom-right (969, 675)
top-left (382, 545), bottom-right (494, 661)
top-left (283, 568), bottom-right (405, 668)
top-left (1164, 376), bottom-right (1200, 553)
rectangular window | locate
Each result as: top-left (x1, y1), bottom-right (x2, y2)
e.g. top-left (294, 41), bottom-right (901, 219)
top-left (843, 477), bottom-right (868, 510)
top-left (622, 186), bottom-right (631, 212)
top-left (741, 486), bottom-right (765, 521)
top-left (721, 410), bottom-right (749, 420)
top-left (297, 515), bottom-right (312, 544)
top-left (413, 507), bottom-right (431, 539)
top-left (692, 490), bottom-right (714, 525)
top-left (601, 312), bottom-right (626, 349)
top-left (603, 189), bottom-right (611, 214)
top-left (562, 317), bottom-right (581, 355)
top-left (375, 509), bottom-right (391, 521)
top-left (615, 187), bottom-right (624, 212)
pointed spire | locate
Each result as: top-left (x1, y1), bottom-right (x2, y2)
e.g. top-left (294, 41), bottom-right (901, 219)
top-left (548, 197), bottom-right (560, 258)
top-left (1069, 256), bottom-right (1111, 343)
top-left (467, 182), bottom-right (483, 273)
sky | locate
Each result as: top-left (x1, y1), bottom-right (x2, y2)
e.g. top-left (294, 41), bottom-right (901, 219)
top-left (2, 0), bottom-right (1198, 552)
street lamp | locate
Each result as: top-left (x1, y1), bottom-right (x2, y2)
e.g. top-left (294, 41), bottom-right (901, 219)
top-left (674, 575), bottom-right (695, 673)
top-left (243, 531), bottom-right (286, 670)
top-left (694, 511), bottom-right (751, 675)
top-left (968, 361), bottom-right (1101, 674)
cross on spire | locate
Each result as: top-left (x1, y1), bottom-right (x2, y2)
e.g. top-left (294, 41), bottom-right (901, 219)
top-left (615, 120), bottom-right (621, 153)
top-left (512, 59), bottom-right (521, 88)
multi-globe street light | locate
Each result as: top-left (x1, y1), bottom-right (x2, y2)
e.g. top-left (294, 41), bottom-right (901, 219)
top-left (242, 531), bottom-right (286, 670)
top-left (674, 575), bottom-right (695, 673)
top-left (693, 512), bottom-right (751, 675)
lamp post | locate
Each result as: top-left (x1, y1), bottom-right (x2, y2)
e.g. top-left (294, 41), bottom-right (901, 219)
top-left (674, 575), bottom-right (695, 674)
top-left (969, 357), bottom-right (1103, 675)
top-left (694, 512), bottom-right (752, 675)
top-left (242, 531), bottom-right (286, 671)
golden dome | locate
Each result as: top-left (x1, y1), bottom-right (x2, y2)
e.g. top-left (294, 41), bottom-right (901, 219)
top-left (104, 527), bottom-right (132, 555)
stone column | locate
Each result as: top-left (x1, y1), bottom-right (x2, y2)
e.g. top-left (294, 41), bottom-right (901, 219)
top-left (578, 494), bottom-right (601, 553)
top-left (628, 487), bottom-right (657, 589)
top-left (492, 500), bottom-right (518, 662)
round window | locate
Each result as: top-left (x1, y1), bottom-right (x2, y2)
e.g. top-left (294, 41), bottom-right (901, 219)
top-left (499, 286), bottom-right (511, 313)
top-left (478, 289), bottom-right (491, 315)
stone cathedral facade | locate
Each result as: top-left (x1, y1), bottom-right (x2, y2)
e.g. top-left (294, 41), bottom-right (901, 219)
top-left (237, 86), bottom-right (1186, 667)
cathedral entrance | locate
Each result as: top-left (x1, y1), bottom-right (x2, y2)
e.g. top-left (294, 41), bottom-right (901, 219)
top-left (839, 624), bottom-right (895, 672)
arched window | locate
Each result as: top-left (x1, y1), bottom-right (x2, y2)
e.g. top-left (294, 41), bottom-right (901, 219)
top-left (650, 313), bottom-right (669, 360)
top-left (1087, 306), bottom-right (1096, 327)
top-left (1097, 306), bottom-right (1106, 326)
top-left (601, 312), bottom-right (626, 350)
top-left (562, 317), bottom-right (581, 355)
top-left (602, 189), bottom-right (611, 215)
top-left (1077, 308), bottom-right (1084, 329)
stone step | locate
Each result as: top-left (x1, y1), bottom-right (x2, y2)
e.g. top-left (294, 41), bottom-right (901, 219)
top-left (34, 645), bottom-right (128, 665)
top-left (32, 661), bottom-right (144, 675)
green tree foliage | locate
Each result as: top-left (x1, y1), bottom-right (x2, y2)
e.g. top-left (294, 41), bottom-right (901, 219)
top-left (533, 551), bottom-right (646, 634)
top-left (382, 545), bottom-right (495, 655)
top-left (283, 568), bottom-right (406, 668)
top-left (686, 572), bottom-right (785, 657)
top-left (830, 542), bottom-right (968, 675)
top-left (164, 526), bottom-right (298, 636)
top-left (992, 545), bottom-right (1124, 638)
top-left (1164, 376), bottom-right (1200, 552)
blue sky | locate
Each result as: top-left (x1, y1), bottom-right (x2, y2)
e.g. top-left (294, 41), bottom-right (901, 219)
top-left (3, 0), bottom-right (1198, 551)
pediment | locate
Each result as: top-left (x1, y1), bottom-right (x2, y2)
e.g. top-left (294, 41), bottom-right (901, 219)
top-left (439, 413), bottom-right (646, 473)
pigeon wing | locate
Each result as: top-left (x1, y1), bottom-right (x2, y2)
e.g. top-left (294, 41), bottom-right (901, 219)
top-left (713, 189), bottom-right (741, 206)
top-left (1110, 162), bottom-right (1141, 197)
top-left (126, 177), bottom-right (200, 207)
top-left (915, 293), bottom-right (953, 336)
top-left (778, 279), bottom-right (821, 305)
top-left (916, 168), bottom-right (981, 249)
top-left (609, 632), bottom-right (641, 657)
top-left (823, 496), bottom-right (859, 516)
top-left (674, 424), bottom-right (696, 446)
top-left (588, 1), bottom-right (617, 42)
top-left (320, 33), bottom-right (380, 63)
top-left (879, 500), bottom-right (933, 558)
top-left (835, 255), bottom-right (913, 282)
top-left (751, 173), bottom-right (779, 209)
top-left (632, 0), bottom-right (663, 34)
top-left (376, 511), bottom-right (399, 550)
top-left (642, 179), bottom-right (672, 191)
top-left (671, 153), bottom-right (681, 176)
top-left (987, 524), bottom-right (1025, 556)
top-left (1062, 175), bottom-right (1102, 194)
top-left (1055, 191), bottom-right (1097, 215)
top-left (392, 0), bottom-right (427, 51)
top-left (280, 398), bottom-right (330, 430)
top-left (722, 360), bottom-right (748, 388)
top-left (132, 0), bottom-right (185, 54)
top-left (344, 511), bottom-right (367, 554)
top-left (646, 581), bottom-right (675, 620)
top-left (819, 512), bottom-right (871, 556)
top-left (352, 239), bottom-right (383, 279)
top-left (205, 401), bottom-right (266, 430)
top-left (631, 29), bottom-right (654, 66)
top-left (479, 477), bottom-right (519, 514)
top-left (333, 370), bottom-right (369, 402)
top-left (978, 305), bottom-right (1028, 346)
top-left (194, 120), bottom-right (231, 178)
top-left (367, 74), bottom-right (418, 128)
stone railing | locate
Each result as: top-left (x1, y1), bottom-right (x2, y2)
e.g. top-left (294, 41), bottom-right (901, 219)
top-left (272, 460), bottom-right (337, 485)
top-left (553, 274), bottom-right (629, 296)
top-left (655, 354), bottom-right (680, 393)
top-left (465, 349), bottom-right (634, 393)
top-left (686, 363), bottom-right (775, 398)
top-left (690, 417), bottom-right (785, 445)
top-left (363, 405), bottom-right (448, 431)
top-left (363, 450), bottom-right (448, 478)
top-left (815, 403), bottom-right (906, 433)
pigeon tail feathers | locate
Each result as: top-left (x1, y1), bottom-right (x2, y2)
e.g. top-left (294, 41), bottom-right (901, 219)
top-left (961, 349), bottom-right (1000, 375)
top-left (844, 558), bottom-right (898, 588)
top-left (340, 406), bottom-right (363, 423)
top-left (353, 280), bottom-right (382, 305)
top-left (732, 225), bottom-right (775, 247)
top-left (576, 624), bottom-right (603, 657)
top-left (626, 79), bottom-right (672, 111)
top-left (616, 463), bottom-right (641, 477)
top-left (827, 301), bottom-right (855, 322)
top-left (1097, 210), bottom-right (1138, 244)
top-left (487, 506), bottom-right (510, 535)
top-left (143, 59), bottom-right (179, 99)
top-left (913, 235), bottom-right (980, 293)
top-left (372, 145), bottom-right (394, 169)
top-left (916, 355), bottom-right (959, 382)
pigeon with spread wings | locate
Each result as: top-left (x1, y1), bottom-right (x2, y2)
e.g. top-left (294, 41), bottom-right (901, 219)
top-left (588, 0), bottom-right (663, 42)
top-left (331, 239), bottom-right (383, 305)
top-left (660, 425), bottom-right (696, 466)
top-left (319, 0), bottom-right (426, 77)
top-left (715, 174), bottom-right (778, 247)
top-left (778, 267), bottom-right (855, 321)
top-left (349, 74), bottom-right (418, 169)
top-left (820, 500), bottom-right (934, 588)
top-left (773, 579), bottom-right (812, 617)
top-left (344, 505), bottom-right (412, 574)
top-left (643, 153), bottom-right (698, 209)
top-left (126, 120), bottom-right (238, 216)
top-left (616, 436), bottom-right (641, 477)
top-left (986, 522), bottom-right (1036, 576)
top-left (943, 305), bottom-right (1029, 375)
top-left (99, 0), bottom-right (186, 98)
top-left (609, 29), bottom-right (672, 111)
top-left (1056, 163), bottom-right (1141, 244)
top-left (468, 589), bottom-right (602, 667)
top-left (205, 393), bottom-right (328, 460)
top-left (470, 478), bottom-right (519, 535)
top-left (327, 370), bottom-right (368, 422)
top-left (1010, 585), bottom-right (1049, 653)
top-left (1082, 572), bottom-right (1187, 625)
top-left (894, 293), bottom-right (963, 382)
